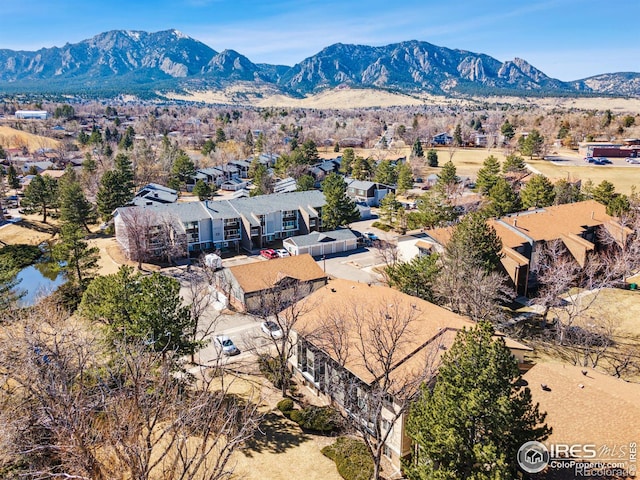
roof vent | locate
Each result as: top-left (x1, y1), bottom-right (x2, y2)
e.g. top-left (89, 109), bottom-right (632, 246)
top-left (331, 288), bottom-right (336, 293)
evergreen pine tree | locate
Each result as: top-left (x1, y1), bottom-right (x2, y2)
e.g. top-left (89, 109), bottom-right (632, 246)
top-left (321, 173), bottom-right (359, 230)
top-left (59, 166), bottom-right (96, 232)
top-left (475, 155), bottom-right (501, 195)
top-left (427, 149), bottom-right (439, 167)
top-left (412, 138), bottom-right (424, 158)
top-left (21, 174), bottom-right (58, 223)
top-left (521, 174), bottom-right (555, 209)
top-left (405, 322), bottom-right (551, 480)
top-left (486, 177), bottom-right (521, 217)
top-left (396, 162), bottom-right (414, 194)
top-left (447, 211), bottom-right (502, 272)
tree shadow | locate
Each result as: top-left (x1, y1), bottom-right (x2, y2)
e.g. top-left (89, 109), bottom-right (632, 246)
top-left (243, 411), bottom-right (309, 457)
top-left (19, 218), bottom-right (58, 234)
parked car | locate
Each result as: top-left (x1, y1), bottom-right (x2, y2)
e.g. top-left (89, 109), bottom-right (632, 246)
top-left (421, 184), bottom-right (431, 190)
top-left (214, 335), bottom-right (240, 356)
top-left (276, 248), bottom-right (290, 258)
top-left (261, 320), bottom-right (283, 339)
top-left (260, 248), bottom-right (279, 259)
top-left (363, 232), bottom-right (379, 241)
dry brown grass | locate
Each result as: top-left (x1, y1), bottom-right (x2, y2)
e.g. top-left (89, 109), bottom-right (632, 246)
top-left (527, 158), bottom-right (639, 195)
top-left (165, 87), bottom-right (640, 114)
top-left (0, 125), bottom-right (60, 150)
top-left (203, 373), bottom-right (342, 480)
top-left (0, 223), bottom-right (54, 245)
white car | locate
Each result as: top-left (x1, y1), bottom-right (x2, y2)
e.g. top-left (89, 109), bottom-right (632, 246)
top-left (261, 321), bottom-right (283, 339)
top-left (275, 248), bottom-right (290, 257)
top-left (214, 335), bottom-right (240, 356)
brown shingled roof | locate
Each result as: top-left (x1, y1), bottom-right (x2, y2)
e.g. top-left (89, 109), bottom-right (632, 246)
top-left (524, 361), bottom-right (640, 447)
top-left (229, 253), bottom-right (327, 293)
top-left (424, 226), bottom-right (454, 247)
top-left (295, 279), bottom-right (531, 387)
top-left (498, 200), bottom-right (611, 243)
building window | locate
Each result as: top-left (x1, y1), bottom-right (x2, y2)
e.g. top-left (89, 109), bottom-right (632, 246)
top-left (283, 220), bottom-right (297, 230)
top-left (224, 229), bottom-right (240, 240)
top-left (184, 221), bottom-right (199, 243)
top-left (381, 419), bottom-right (392, 435)
top-left (383, 444), bottom-right (392, 459)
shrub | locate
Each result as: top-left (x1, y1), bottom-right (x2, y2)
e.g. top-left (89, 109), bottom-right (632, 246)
top-left (322, 437), bottom-right (373, 480)
top-left (371, 221), bottom-right (391, 232)
top-left (283, 404), bottom-right (342, 433)
top-left (293, 405), bottom-right (342, 433)
top-left (288, 408), bottom-right (303, 423)
top-left (258, 354), bottom-right (291, 389)
top-left (277, 398), bottom-right (294, 413)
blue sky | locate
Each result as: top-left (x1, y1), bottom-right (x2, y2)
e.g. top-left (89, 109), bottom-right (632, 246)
top-left (1, 0), bottom-right (638, 81)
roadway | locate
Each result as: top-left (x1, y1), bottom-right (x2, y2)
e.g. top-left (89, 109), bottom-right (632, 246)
top-left (163, 214), bottom-right (396, 367)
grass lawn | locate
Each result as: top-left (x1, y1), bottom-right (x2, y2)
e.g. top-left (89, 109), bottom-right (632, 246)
top-left (220, 374), bottom-right (342, 480)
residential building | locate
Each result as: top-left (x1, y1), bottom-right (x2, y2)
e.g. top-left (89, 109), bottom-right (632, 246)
top-left (523, 361), bottom-right (640, 471)
top-left (114, 190), bottom-right (328, 258)
top-left (289, 279), bottom-right (532, 475)
top-left (396, 231), bottom-right (437, 262)
top-left (273, 177), bottom-right (298, 194)
top-left (227, 159), bottom-right (252, 178)
top-left (215, 253), bottom-right (327, 312)
top-left (220, 178), bottom-right (248, 191)
top-left (412, 200), bottom-right (631, 297)
top-left (431, 132), bottom-right (453, 145)
top-left (131, 183), bottom-right (178, 207)
top-left (345, 178), bottom-right (394, 207)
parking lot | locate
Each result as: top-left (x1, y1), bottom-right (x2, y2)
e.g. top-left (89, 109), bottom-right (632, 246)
top-left (544, 154), bottom-right (639, 167)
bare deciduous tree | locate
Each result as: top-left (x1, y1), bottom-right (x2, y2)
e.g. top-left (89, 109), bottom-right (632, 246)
top-left (118, 207), bottom-right (155, 269)
top-left (533, 240), bottom-right (619, 345)
top-left (251, 279), bottom-right (317, 397)
top-left (183, 260), bottom-right (221, 364)
top-left (0, 302), bottom-right (261, 480)
top-left (309, 300), bottom-right (441, 480)
top-left (435, 256), bottom-right (514, 324)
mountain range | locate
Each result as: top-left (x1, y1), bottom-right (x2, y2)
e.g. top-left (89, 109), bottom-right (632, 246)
top-left (0, 29), bottom-right (639, 99)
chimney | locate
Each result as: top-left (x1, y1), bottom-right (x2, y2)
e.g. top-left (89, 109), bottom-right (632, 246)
top-left (513, 218), bottom-right (517, 227)
top-left (591, 211), bottom-right (594, 220)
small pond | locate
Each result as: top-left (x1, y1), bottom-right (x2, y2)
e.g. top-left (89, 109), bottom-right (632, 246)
top-left (14, 262), bottom-right (66, 307)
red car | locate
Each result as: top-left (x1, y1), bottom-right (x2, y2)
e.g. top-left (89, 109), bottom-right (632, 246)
top-left (260, 249), bottom-right (278, 259)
